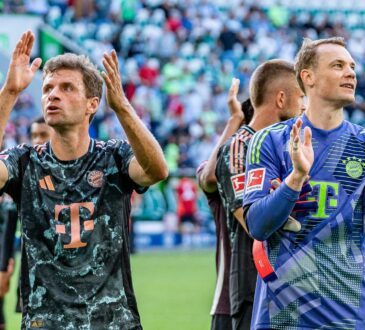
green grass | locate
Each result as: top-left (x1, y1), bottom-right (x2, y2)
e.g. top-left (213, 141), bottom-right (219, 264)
top-left (6, 250), bottom-right (215, 329)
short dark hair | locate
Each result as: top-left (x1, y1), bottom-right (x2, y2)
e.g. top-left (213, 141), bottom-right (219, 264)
top-left (249, 59), bottom-right (295, 108)
top-left (294, 37), bottom-right (346, 93)
top-left (241, 98), bottom-right (254, 124)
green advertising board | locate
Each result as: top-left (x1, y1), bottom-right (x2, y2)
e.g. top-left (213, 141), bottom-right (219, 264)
top-left (40, 28), bottom-right (64, 63)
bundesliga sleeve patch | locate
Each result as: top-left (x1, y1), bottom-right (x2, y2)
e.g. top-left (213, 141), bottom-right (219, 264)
top-left (231, 173), bottom-right (245, 197)
top-left (246, 168), bottom-right (265, 193)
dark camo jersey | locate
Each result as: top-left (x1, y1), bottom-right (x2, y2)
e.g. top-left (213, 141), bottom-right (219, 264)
top-left (215, 125), bottom-right (257, 316)
top-left (0, 139), bottom-right (146, 330)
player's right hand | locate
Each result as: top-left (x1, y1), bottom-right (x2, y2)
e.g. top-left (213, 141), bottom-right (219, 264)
top-left (3, 31), bottom-right (42, 96)
top-left (0, 258), bottom-right (14, 297)
top-left (227, 78), bottom-right (244, 122)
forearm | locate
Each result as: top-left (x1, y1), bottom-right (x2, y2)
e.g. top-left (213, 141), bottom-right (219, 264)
top-left (115, 103), bottom-right (168, 182)
top-left (246, 182), bottom-right (300, 241)
top-left (200, 115), bottom-right (242, 192)
top-left (0, 88), bottom-right (18, 149)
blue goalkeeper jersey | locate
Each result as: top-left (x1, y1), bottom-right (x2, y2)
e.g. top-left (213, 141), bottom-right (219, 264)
top-left (242, 114), bottom-right (365, 330)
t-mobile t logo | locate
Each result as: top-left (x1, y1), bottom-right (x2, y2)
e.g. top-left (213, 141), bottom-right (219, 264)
top-left (55, 202), bottom-right (95, 249)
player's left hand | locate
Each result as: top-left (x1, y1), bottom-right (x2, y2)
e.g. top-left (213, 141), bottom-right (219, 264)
top-left (289, 118), bottom-right (314, 178)
top-left (270, 178), bottom-right (317, 232)
top-left (101, 50), bottom-right (129, 113)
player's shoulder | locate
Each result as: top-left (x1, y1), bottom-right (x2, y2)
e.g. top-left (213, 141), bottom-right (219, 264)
top-left (94, 139), bottom-right (129, 151)
top-left (344, 120), bottom-right (365, 141)
top-left (218, 125), bottom-right (254, 156)
top-left (229, 125), bottom-right (255, 142)
top-left (250, 118), bottom-right (293, 150)
top-left (0, 143), bottom-right (33, 158)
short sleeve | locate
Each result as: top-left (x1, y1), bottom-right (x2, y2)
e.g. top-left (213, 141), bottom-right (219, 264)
top-left (0, 144), bottom-right (30, 201)
top-left (216, 135), bottom-right (247, 213)
top-left (109, 140), bottom-right (148, 194)
top-left (242, 126), bottom-right (285, 208)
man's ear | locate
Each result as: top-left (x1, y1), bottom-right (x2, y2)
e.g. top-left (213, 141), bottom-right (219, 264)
top-left (87, 97), bottom-right (99, 116)
top-left (301, 69), bottom-right (314, 89)
top-left (276, 90), bottom-right (285, 109)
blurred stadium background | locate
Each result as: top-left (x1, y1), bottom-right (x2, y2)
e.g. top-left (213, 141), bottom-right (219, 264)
top-left (1, 0), bottom-right (365, 328)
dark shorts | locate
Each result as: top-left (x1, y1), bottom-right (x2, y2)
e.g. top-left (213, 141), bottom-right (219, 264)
top-left (232, 301), bottom-right (253, 330)
top-left (211, 314), bottom-right (232, 330)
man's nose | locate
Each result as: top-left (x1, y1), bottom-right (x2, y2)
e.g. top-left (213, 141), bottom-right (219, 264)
top-left (48, 87), bottom-right (60, 100)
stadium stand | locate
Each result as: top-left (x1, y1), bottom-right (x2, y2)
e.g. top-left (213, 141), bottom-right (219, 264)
top-left (1, 0), bottom-right (365, 247)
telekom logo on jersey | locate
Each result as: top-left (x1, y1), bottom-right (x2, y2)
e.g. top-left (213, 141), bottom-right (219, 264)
top-left (55, 202), bottom-right (95, 249)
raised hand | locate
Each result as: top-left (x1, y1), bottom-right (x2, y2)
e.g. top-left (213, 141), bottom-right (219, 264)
top-left (101, 50), bottom-right (129, 113)
top-left (4, 31), bottom-right (42, 95)
top-left (289, 118), bottom-right (313, 178)
top-left (227, 77), bottom-right (244, 122)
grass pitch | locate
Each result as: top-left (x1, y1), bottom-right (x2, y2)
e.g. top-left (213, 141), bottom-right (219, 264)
top-left (6, 250), bottom-right (215, 329)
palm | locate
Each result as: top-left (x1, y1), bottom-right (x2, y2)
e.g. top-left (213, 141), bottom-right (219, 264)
top-left (102, 50), bottom-right (128, 112)
top-left (292, 139), bottom-right (314, 174)
top-left (228, 78), bottom-right (243, 117)
top-left (290, 119), bottom-right (313, 176)
top-left (5, 31), bottom-right (41, 94)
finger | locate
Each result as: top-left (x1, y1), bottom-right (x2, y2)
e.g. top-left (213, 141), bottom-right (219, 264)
top-left (303, 126), bottom-right (312, 147)
top-left (270, 178), bottom-right (281, 189)
top-left (103, 57), bottom-right (119, 86)
top-left (295, 117), bottom-right (303, 129)
top-left (101, 71), bottom-right (112, 89)
top-left (283, 216), bottom-right (301, 232)
top-left (103, 53), bottom-right (117, 76)
top-left (229, 78), bottom-right (239, 96)
top-left (13, 34), bottom-right (25, 58)
top-left (292, 138), bottom-right (299, 152)
top-left (111, 50), bottom-right (123, 84)
top-left (291, 124), bottom-right (298, 142)
top-left (290, 126), bottom-right (300, 152)
top-left (30, 58), bottom-right (42, 74)
top-left (20, 31), bottom-right (31, 55)
top-left (25, 32), bottom-right (35, 57)
top-left (111, 50), bottom-right (119, 71)
top-left (102, 58), bottom-right (114, 78)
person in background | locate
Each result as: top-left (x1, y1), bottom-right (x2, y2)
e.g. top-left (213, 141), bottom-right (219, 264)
top-left (0, 116), bottom-right (53, 319)
top-left (197, 78), bottom-right (249, 330)
top-left (216, 59), bottom-right (305, 329)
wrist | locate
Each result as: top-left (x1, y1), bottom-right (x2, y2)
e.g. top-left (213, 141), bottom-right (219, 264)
top-left (113, 100), bottom-right (133, 114)
top-left (1, 86), bottom-right (21, 98)
top-left (285, 170), bottom-right (307, 192)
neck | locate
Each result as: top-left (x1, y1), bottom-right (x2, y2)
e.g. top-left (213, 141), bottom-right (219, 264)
top-left (249, 105), bottom-right (280, 132)
top-left (50, 127), bottom-right (90, 161)
top-left (305, 98), bottom-right (344, 130)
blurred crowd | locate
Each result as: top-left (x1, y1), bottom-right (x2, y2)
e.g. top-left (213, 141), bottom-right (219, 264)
top-left (2, 0), bottom-right (365, 175)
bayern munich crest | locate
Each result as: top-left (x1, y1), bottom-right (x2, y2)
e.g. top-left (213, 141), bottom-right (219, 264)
top-left (87, 170), bottom-right (104, 188)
